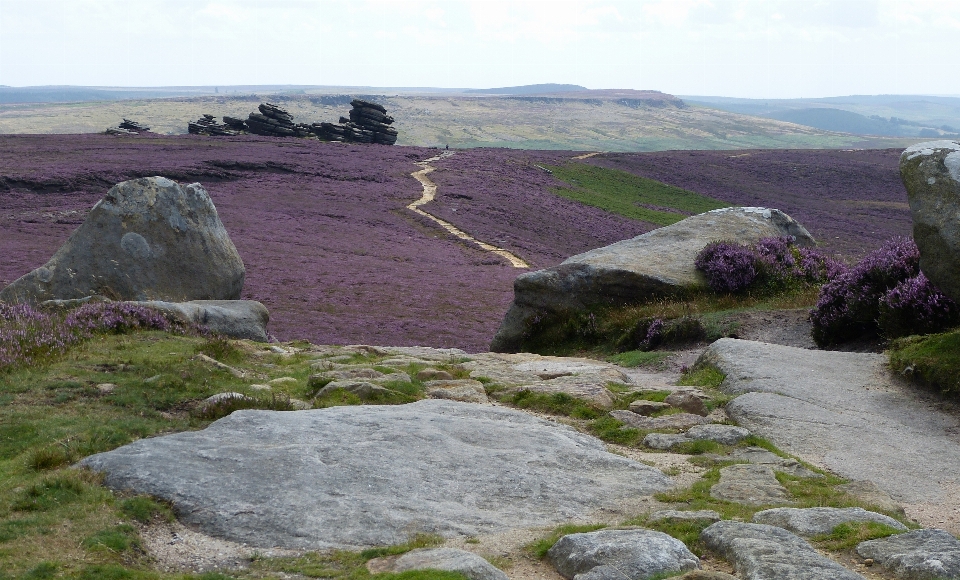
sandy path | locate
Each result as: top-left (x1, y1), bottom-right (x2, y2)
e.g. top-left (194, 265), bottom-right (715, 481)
top-left (409, 153), bottom-right (529, 268)
top-left (572, 152), bottom-right (602, 160)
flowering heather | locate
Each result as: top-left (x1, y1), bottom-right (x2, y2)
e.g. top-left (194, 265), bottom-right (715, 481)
top-left (810, 237), bottom-right (956, 345)
top-left (695, 242), bottom-right (758, 293)
top-left (0, 302), bottom-right (185, 371)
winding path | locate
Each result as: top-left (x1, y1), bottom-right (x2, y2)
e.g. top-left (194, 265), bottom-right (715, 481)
top-left (408, 153), bottom-right (529, 269)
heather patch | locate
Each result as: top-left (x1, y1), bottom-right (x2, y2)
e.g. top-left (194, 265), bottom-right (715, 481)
top-left (810, 237), bottom-right (960, 346)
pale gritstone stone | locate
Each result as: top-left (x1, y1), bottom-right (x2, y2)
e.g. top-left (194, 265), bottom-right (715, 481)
top-left (390, 548), bottom-right (508, 580)
top-left (547, 529), bottom-right (700, 580)
top-left (701, 521), bottom-right (866, 580)
top-left (80, 400), bottom-right (673, 549)
top-left (752, 507), bottom-right (907, 536)
top-left (856, 528), bottom-right (960, 580)
top-left (710, 464), bottom-right (794, 506)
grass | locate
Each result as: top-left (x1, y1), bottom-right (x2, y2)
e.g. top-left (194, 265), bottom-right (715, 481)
top-left (812, 521), bottom-right (904, 551)
top-left (505, 390), bottom-right (604, 420)
top-left (607, 350), bottom-right (672, 368)
top-left (514, 285), bottom-right (822, 357)
top-left (889, 330), bottom-right (960, 395)
top-left (547, 163), bottom-right (729, 226)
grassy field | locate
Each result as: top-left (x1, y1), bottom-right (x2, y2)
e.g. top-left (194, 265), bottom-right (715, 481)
top-left (0, 94), bottom-right (921, 152)
top-left (547, 163), bottom-right (730, 226)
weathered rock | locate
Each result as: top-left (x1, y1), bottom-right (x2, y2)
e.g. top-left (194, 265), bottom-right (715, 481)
top-left (710, 464), bottom-right (794, 506)
top-left (425, 379), bottom-right (488, 403)
top-left (135, 300), bottom-right (268, 341)
top-left (611, 410), bottom-right (708, 430)
top-left (900, 140), bottom-right (960, 302)
top-left (838, 480), bottom-right (904, 515)
top-left (80, 400), bottom-right (674, 549)
top-left (752, 507), bottom-right (907, 536)
top-left (644, 424), bottom-right (750, 450)
top-left (417, 369), bottom-right (455, 381)
top-left (547, 529), bottom-right (700, 580)
top-left (665, 391), bottom-right (708, 416)
top-left (629, 400), bottom-right (671, 415)
top-left (698, 338), bottom-right (960, 526)
top-left (491, 207), bottom-right (814, 352)
top-left (199, 392), bottom-right (251, 411)
top-left (388, 548), bottom-right (508, 580)
top-left (0, 177), bottom-right (245, 305)
top-left (315, 381), bottom-right (395, 400)
top-left (648, 510), bottom-right (722, 523)
top-left (724, 447), bottom-right (821, 478)
top-left (675, 573), bottom-right (739, 580)
top-left (701, 521), bottom-right (866, 580)
top-left (856, 528), bottom-right (960, 580)
top-left (515, 376), bottom-right (616, 409)
top-left (312, 368), bottom-right (386, 381)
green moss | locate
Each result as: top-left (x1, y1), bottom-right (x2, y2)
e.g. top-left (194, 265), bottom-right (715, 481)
top-left (526, 523), bottom-right (606, 559)
top-left (547, 163), bottom-right (729, 226)
top-left (889, 330), bottom-right (960, 394)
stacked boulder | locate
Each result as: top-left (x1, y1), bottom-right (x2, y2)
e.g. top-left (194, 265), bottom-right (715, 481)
top-left (105, 118), bottom-right (150, 135)
top-left (222, 116), bottom-right (248, 132)
top-left (245, 103), bottom-right (312, 138)
top-left (313, 99), bottom-right (398, 145)
top-left (188, 114), bottom-right (238, 136)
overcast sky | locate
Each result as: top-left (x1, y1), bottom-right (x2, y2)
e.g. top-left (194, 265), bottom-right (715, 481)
top-left (1, 0), bottom-right (958, 99)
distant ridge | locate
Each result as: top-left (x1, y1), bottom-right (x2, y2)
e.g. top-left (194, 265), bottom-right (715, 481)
top-left (465, 84), bottom-right (589, 95)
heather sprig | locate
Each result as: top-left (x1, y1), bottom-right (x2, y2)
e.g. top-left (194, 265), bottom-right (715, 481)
top-left (695, 241), bottom-right (758, 293)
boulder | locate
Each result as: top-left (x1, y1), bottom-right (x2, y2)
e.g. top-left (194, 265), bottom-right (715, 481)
top-left (726, 447), bottom-right (822, 479)
top-left (629, 400), bottom-right (671, 415)
top-left (546, 529), bottom-right (700, 580)
top-left (417, 369), bottom-right (455, 381)
top-left (611, 410), bottom-right (708, 430)
top-left (315, 381), bottom-right (395, 400)
top-left (643, 424), bottom-right (750, 450)
top-left (388, 548), bottom-right (508, 580)
top-left (131, 300), bottom-right (268, 342)
top-left (80, 400), bottom-right (673, 549)
top-left (856, 528), bottom-right (960, 580)
top-left (664, 390), bottom-right (708, 416)
top-left (701, 521), bottom-right (866, 580)
top-left (899, 140), bottom-right (960, 301)
top-left (648, 510), bottom-right (722, 523)
top-left (0, 177), bottom-right (245, 305)
top-left (491, 207), bottom-right (814, 352)
top-left (752, 507), bottom-right (907, 536)
top-left (424, 379), bottom-right (488, 403)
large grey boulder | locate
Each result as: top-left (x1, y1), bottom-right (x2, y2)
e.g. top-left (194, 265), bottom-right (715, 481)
top-left (752, 507), bottom-right (907, 536)
top-left (701, 521), bottom-right (866, 580)
top-left (490, 207), bottom-right (814, 352)
top-left (133, 300), bottom-right (268, 342)
top-left (80, 400), bottom-right (673, 549)
top-left (900, 140), bottom-right (960, 301)
top-left (856, 528), bottom-right (960, 579)
top-left (547, 529), bottom-right (700, 580)
top-left (698, 338), bottom-right (960, 527)
top-left (391, 548), bottom-right (508, 580)
top-left (643, 424), bottom-right (750, 450)
top-left (0, 177), bottom-right (245, 305)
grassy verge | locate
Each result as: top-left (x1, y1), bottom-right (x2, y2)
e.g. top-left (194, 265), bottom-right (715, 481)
top-left (888, 330), bottom-right (960, 395)
top-left (515, 285), bottom-right (821, 357)
top-left (547, 163), bottom-right (729, 226)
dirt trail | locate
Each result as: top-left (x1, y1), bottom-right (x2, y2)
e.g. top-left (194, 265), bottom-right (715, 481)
top-left (572, 152), bottom-right (602, 160)
top-left (409, 153), bottom-right (529, 268)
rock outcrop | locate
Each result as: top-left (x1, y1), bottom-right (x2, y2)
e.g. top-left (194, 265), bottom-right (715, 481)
top-left (752, 507), bottom-right (907, 536)
top-left (856, 528), bottom-right (960, 579)
top-left (699, 338), bottom-right (960, 523)
top-left (383, 548), bottom-right (508, 580)
top-left (244, 103), bottom-right (313, 138)
top-left (188, 114), bottom-right (239, 136)
top-left (900, 140), bottom-right (960, 301)
top-left (0, 176), bottom-right (245, 305)
top-left (105, 118), bottom-right (150, 135)
top-left (490, 207), bottom-right (814, 352)
top-left (547, 529), bottom-right (700, 580)
top-left (80, 399), bottom-right (673, 549)
top-left (312, 99), bottom-right (398, 145)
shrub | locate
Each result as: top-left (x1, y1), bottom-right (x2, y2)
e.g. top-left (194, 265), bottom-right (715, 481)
top-left (695, 241), bottom-right (757, 293)
top-left (811, 237), bottom-right (958, 345)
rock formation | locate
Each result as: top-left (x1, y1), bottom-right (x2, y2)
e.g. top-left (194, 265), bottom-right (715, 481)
top-left (105, 118), bottom-right (150, 135)
top-left (312, 99), bottom-right (398, 145)
top-left (490, 207), bottom-right (815, 352)
top-left (244, 103), bottom-right (313, 138)
top-left (0, 176), bottom-right (245, 305)
top-left (188, 114), bottom-right (239, 136)
top-left (899, 140), bottom-right (960, 301)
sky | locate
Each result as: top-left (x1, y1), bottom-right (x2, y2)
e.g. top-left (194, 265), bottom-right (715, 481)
top-left (1, 0), bottom-right (959, 99)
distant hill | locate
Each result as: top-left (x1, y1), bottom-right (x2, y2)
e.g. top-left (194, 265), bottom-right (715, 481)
top-left (464, 84), bottom-right (589, 95)
top-left (768, 108), bottom-right (906, 136)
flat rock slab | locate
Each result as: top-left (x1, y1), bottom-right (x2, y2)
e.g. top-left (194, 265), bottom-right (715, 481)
top-left (80, 400), bottom-right (673, 549)
top-left (644, 424), bottom-right (750, 450)
top-left (611, 410), bottom-right (708, 430)
top-left (547, 529), bottom-right (700, 580)
top-left (699, 338), bottom-right (960, 529)
top-left (726, 447), bottom-right (822, 479)
top-left (857, 528), bottom-right (960, 580)
top-left (388, 548), bottom-right (508, 580)
top-left (701, 521), bottom-right (866, 580)
top-left (710, 464), bottom-right (794, 506)
top-left (752, 507), bottom-right (907, 536)
top-left (649, 510), bottom-right (722, 523)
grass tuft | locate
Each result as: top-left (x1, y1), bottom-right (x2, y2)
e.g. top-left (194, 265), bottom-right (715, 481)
top-left (889, 329), bottom-right (960, 395)
top-left (506, 390), bottom-right (603, 420)
top-left (812, 521), bottom-right (904, 551)
top-left (526, 523), bottom-right (606, 559)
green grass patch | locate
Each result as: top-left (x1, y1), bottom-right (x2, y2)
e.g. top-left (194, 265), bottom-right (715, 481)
top-left (82, 524), bottom-right (141, 554)
top-left (635, 517), bottom-right (716, 557)
top-left (547, 163), bottom-right (729, 226)
top-left (812, 521), bottom-right (904, 551)
top-left (587, 416), bottom-right (643, 446)
top-left (526, 523), bottom-right (606, 559)
top-left (505, 390), bottom-right (603, 419)
top-left (119, 496), bottom-right (173, 524)
top-left (607, 350), bottom-right (672, 368)
top-left (678, 366), bottom-right (726, 390)
top-left (889, 330), bottom-right (960, 395)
